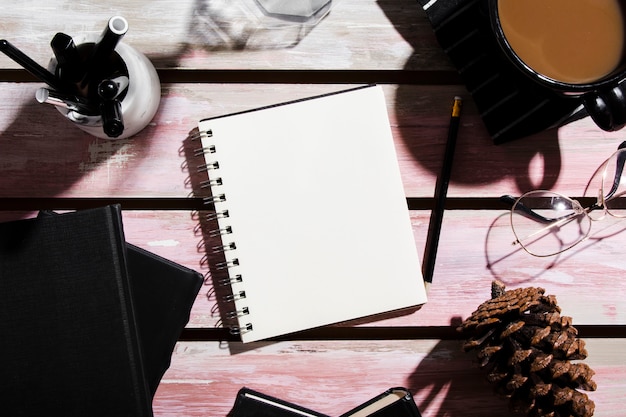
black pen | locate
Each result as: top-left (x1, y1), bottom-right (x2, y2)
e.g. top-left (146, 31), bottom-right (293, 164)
top-left (422, 96), bottom-right (462, 290)
top-left (0, 39), bottom-right (68, 92)
top-left (98, 75), bottom-right (129, 99)
top-left (80, 16), bottom-right (128, 90)
top-left (98, 78), bottom-right (124, 138)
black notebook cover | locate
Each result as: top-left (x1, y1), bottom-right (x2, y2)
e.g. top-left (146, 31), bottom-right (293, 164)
top-left (228, 387), bottom-right (330, 417)
top-left (0, 205), bottom-right (153, 417)
top-left (37, 210), bottom-right (204, 396)
top-left (228, 387), bottom-right (422, 417)
top-left (125, 242), bottom-right (203, 395)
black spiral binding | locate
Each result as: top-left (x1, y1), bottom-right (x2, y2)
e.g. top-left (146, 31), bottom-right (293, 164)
top-left (195, 128), bottom-right (253, 337)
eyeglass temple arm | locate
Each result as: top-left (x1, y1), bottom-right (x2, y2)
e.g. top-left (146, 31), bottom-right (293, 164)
top-left (500, 194), bottom-right (556, 223)
top-left (604, 140), bottom-right (626, 200)
top-left (500, 141), bottom-right (626, 222)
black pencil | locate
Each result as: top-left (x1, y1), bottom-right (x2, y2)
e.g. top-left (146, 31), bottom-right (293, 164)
top-left (422, 96), bottom-right (462, 289)
top-left (0, 39), bottom-right (67, 92)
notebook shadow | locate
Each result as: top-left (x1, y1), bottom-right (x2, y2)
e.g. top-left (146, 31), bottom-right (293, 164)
top-left (182, 129), bottom-right (258, 354)
top-left (405, 317), bottom-right (515, 416)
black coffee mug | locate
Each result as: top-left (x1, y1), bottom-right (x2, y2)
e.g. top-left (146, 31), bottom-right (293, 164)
top-left (488, 0), bottom-right (626, 132)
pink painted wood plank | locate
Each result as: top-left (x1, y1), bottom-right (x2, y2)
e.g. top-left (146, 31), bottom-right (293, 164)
top-left (0, 83), bottom-right (354, 198)
top-left (0, 0), bottom-right (440, 72)
top-left (153, 339), bottom-right (626, 417)
top-left (418, 210), bottom-right (626, 327)
top-left (1, 83), bottom-right (623, 199)
top-left (4, 207), bottom-right (623, 328)
top-left (105, 209), bottom-right (626, 328)
top-left (445, 115), bottom-right (626, 199)
top-left (3, 4), bottom-right (623, 416)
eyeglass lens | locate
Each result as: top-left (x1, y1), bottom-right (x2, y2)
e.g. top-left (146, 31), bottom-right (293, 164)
top-left (511, 190), bottom-right (591, 257)
top-left (601, 148), bottom-right (626, 217)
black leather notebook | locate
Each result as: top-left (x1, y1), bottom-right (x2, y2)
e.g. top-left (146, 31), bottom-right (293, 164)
top-left (37, 209), bottom-right (204, 396)
top-left (228, 387), bottom-right (422, 417)
top-left (0, 205), bottom-right (153, 417)
top-left (228, 387), bottom-right (330, 417)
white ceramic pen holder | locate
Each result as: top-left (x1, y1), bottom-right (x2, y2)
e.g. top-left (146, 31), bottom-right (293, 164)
top-left (47, 33), bottom-right (161, 140)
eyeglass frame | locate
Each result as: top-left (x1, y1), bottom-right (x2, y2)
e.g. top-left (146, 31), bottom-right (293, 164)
top-left (500, 141), bottom-right (626, 257)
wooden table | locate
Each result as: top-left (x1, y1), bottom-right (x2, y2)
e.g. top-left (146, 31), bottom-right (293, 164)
top-left (2, 1), bottom-right (625, 415)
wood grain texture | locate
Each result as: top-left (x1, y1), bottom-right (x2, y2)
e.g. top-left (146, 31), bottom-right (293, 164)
top-left (0, 0), bottom-right (444, 72)
top-left (0, 208), bottom-right (611, 329)
top-left (2, 1), bottom-right (626, 416)
top-left (131, 200), bottom-right (626, 329)
top-left (1, 82), bottom-right (624, 200)
top-left (153, 339), bottom-right (626, 417)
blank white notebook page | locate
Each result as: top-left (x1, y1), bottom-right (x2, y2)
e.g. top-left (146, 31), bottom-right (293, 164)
top-left (198, 85), bottom-right (427, 343)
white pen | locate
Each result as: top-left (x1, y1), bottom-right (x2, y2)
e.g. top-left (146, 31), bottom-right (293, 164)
top-left (35, 87), bottom-right (97, 115)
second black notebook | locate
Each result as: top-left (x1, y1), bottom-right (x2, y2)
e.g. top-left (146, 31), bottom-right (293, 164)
top-left (126, 243), bottom-right (203, 395)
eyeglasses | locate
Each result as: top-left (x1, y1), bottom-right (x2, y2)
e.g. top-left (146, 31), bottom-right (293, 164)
top-left (501, 142), bottom-right (626, 257)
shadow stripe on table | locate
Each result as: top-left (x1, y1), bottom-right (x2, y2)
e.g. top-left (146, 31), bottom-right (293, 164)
top-left (0, 197), bottom-right (513, 211)
top-left (0, 69), bottom-right (462, 85)
top-left (179, 325), bottom-right (626, 342)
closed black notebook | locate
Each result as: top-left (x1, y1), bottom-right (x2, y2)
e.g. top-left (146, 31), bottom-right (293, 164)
top-left (228, 387), bottom-right (421, 417)
top-left (38, 210), bottom-right (204, 396)
top-left (0, 205), bottom-right (153, 417)
top-left (228, 387), bottom-right (329, 417)
top-left (125, 242), bottom-right (203, 394)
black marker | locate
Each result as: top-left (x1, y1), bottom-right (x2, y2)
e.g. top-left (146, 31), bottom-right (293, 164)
top-left (80, 16), bottom-right (128, 91)
top-left (50, 32), bottom-right (82, 83)
top-left (0, 39), bottom-right (67, 91)
top-left (98, 78), bottom-right (124, 138)
top-left (101, 75), bottom-right (129, 98)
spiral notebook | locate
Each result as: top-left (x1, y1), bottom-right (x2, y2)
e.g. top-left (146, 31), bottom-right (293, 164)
top-left (197, 85), bottom-right (427, 343)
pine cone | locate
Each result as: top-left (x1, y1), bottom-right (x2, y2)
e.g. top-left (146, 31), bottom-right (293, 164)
top-left (458, 281), bottom-right (596, 417)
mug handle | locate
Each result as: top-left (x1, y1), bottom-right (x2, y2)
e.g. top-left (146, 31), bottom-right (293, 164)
top-left (582, 80), bottom-right (626, 131)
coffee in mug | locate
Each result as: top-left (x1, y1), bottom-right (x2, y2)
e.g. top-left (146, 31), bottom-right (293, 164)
top-left (497, 0), bottom-right (626, 84)
top-left (490, 0), bottom-right (626, 131)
